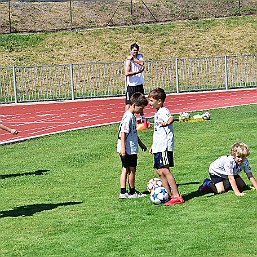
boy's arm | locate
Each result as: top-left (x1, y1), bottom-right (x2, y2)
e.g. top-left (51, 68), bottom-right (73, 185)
top-left (138, 137), bottom-right (147, 151)
top-left (120, 132), bottom-right (126, 156)
top-left (160, 116), bottom-right (174, 127)
top-left (246, 172), bottom-right (257, 191)
top-left (228, 175), bottom-right (245, 196)
top-left (0, 124), bottom-right (18, 135)
top-left (149, 144), bottom-right (153, 154)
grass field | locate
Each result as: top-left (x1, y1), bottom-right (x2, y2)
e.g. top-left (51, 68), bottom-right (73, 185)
top-left (0, 104), bottom-right (257, 256)
top-left (0, 15), bottom-right (256, 66)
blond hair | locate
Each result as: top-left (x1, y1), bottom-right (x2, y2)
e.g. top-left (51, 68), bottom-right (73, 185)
top-left (230, 142), bottom-right (250, 157)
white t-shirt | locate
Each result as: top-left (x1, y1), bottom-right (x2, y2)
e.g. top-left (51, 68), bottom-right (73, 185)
top-left (117, 111), bottom-right (138, 155)
top-left (126, 54), bottom-right (144, 86)
top-left (209, 155), bottom-right (251, 178)
top-left (152, 107), bottom-right (174, 153)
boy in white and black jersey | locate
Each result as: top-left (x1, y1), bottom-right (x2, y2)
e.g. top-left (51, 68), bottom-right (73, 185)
top-left (199, 142), bottom-right (257, 196)
top-left (148, 88), bottom-right (184, 205)
top-left (117, 92), bottom-right (148, 199)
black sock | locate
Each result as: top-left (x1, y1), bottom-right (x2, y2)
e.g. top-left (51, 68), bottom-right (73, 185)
top-left (121, 188), bottom-right (126, 194)
top-left (129, 187), bottom-right (135, 195)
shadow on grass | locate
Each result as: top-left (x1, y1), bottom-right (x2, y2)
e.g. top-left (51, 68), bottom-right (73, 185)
top-left (0, 201), bottom-right (83, 218)
top-left (178, 181), bottom-right (212, 201)
top-left (0, 169), bottom-right (49, 179)
top-left (177, 181), bottom-right (200, 186)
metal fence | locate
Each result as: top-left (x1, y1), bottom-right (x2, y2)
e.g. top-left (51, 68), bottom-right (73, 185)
top-left (0, 0), bottom-right (256, 34)
top-left (0, 54), bottom-right (256, 104)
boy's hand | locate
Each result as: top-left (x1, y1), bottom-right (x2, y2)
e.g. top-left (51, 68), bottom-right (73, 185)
top-left (119, 148), bottom-right (126, 157)
top-left (10, 129), bottom-right (18, 135)
top-left (159, 121), bottom-right (168, 127)
top-left (235, 192), bottom-right (245, 196)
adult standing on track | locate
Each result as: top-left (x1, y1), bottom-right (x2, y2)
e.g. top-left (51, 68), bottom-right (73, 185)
top-left (125, 43), bottom-right (145, 122)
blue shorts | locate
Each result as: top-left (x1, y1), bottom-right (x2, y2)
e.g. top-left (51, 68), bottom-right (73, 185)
top-left (120, 153), bottom-right (137, 168)
top-left (153, 151), bottom-right (174, 169)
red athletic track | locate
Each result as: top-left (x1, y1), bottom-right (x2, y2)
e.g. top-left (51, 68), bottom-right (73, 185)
top-left (0, 88), bottom-right (257, 145)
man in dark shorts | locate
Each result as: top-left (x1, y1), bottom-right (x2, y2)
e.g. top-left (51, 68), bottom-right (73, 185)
top-left (125, 43), bottom-right (145, 121)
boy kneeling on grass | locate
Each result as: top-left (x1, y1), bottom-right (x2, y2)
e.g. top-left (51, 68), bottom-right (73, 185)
top-left (199, 142), bottom-right (257, 196)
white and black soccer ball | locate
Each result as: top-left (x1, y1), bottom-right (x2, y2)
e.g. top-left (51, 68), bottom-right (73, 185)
top-left (147, 178), bottom-right (162, 192)
top-left (150, 186), bottom-right (169, 205)
top-left (179, 112), bottom-right (190, 121)
top-left (202, 111), bottom-right (211, 120)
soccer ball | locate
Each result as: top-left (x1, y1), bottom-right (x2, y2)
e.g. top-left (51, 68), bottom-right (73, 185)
top-left (150, 186), bottom-right (169, 205)
top-left (202, 111), bottom-right (211, 120)
top-left (147, 178), bottom-right (162, 192)
top-left (179, 112), bottom-right (190, 121)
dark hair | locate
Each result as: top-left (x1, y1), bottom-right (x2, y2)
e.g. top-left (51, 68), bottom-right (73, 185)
top-left (148, 88), bottom-right (166, 102)
top-left (130, 43), bottom-right (139, 51)
top-left (130, 92), bottom-right (148, 107)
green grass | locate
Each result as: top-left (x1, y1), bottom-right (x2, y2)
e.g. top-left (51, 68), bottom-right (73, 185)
top-left (0, 104), bottom-right (257, 256)
top-left (0, 15), bottom-right (256, 66)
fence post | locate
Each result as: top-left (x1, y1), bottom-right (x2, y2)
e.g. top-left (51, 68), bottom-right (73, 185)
top-left (69, 0), bottom-right (73, 31)
top-left (224, 56), bottom-right (229, 90)
top-left (12, 66), bottom-right (18, 104)
top-left (175, 58), bottom-right (180, 93)
top-left (8, 0), bottom-right (11, 33)
top-left (70, 64), bottom-right (75, 100)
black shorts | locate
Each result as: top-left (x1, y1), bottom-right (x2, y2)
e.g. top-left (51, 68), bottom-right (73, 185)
top-left (120, 153), bottom-right (137, 168)
top-left (210, 174), bottom-right (241, 189)
top-left (153, 151), bottom-right (174, 169)
top-left (125, 84), bottom-right (144, 105)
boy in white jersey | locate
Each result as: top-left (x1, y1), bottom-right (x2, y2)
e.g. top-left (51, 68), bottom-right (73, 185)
top-left (148, 88), bottom-right (184, 205)
top-left (117, 92), bottom-right (148, 199)
top-left (199, 142), bottom-right (257, 196)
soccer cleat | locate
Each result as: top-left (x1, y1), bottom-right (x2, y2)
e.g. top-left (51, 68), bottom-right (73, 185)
top-left (198, 178), bottom-right (211, 192)
top-left (164, 195), bottom-right (184, 206)
top-left (119, 193), bottom-right (129, 199)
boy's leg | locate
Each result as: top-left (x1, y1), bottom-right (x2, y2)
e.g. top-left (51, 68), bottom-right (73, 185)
top-left (128, 167), bottom-right (136, 194)
top-left (119, 167), bottom-right (129, 199)
top-left (158, 167), bottom-right (179, 197)
top-left (120, 167), bottom-right (128, 189)
top-left (208, 174), bottom-right (226, 194)
top-left (235, 175), bottom-right (247, 190)
top-left (213, 181), bottom-right (225, 193)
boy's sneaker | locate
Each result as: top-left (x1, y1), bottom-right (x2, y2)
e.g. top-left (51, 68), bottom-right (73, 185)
top-left (128, 190), bottom-right (147, 198)
top-left (164, 195), bottom-right (184, 206)
top-left (198, 178), bottom-right (211, 192)
top-left (119, 192), bottom-right (129, 199)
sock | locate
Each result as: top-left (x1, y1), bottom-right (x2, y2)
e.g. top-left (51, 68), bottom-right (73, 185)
top-left (129, 187), bottom-right (135, 195)
top-left (120, 188), bottom-right (126, 194)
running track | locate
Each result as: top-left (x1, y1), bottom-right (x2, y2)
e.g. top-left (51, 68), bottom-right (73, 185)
top-left (0, 88), bottom-right (257, 145)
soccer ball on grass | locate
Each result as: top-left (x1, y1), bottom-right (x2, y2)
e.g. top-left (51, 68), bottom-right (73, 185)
top-left (147, 178), bottom-right (162, 192)
top-left (150, 186), bottom-right (169, 205)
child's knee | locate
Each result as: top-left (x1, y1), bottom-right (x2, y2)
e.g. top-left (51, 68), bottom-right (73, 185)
top-left (216, 188), bottom-right (225, 194)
